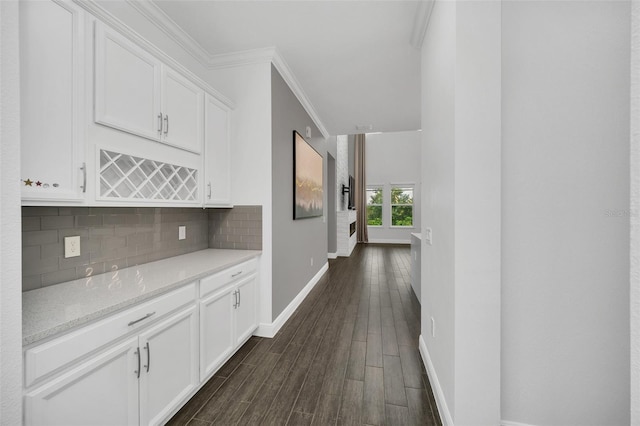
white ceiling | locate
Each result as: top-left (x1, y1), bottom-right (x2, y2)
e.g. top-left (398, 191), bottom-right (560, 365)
top-left (153, 0), bottom-right (422, 136)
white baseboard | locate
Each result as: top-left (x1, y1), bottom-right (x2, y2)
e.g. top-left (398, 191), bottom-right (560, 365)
top-left (254, 261), bottom-right (329, 338)
top-left (501, 421), bottom-right (538, 426)
top-left (368, 238), bottom-right (411, 245)
top-left (419, 335), bottom-right (454, 426)
top-left (328, 252), bottom-right (337, 259)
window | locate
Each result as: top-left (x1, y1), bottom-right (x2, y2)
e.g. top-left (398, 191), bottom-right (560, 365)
top-left (391, 186), bottom-right (413, 227)
top-left (366, 186), bottom-right (383, 226)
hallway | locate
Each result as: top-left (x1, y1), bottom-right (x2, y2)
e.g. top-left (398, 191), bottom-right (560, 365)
top-left (168, 244), bottom-right (441, 425)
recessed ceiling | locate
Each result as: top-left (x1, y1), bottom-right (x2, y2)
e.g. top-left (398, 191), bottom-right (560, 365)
top-left (153, 0), bottom-right (422, 136)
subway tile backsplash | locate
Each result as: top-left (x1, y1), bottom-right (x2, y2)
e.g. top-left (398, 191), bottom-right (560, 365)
top-left (208, 206), bottom-right (262, 251)
top-left (22, 205), bottom-right (263, 291)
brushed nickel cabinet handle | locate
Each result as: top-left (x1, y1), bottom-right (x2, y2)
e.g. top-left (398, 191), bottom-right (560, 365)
top-left (164, 115), bottom-right (169, 135)
top-left (128, 312), bottom-right (156, 327)
top-left (157, 113), bottom-right (163, 133)
top-left (80, 162), bottom-right (87, 193)
top-left (143, 342), bottom-right (150, 373)
top-left (208, 182), bottom-right (212, 199)
top-left (134, 347), bottom-right (140, 378)
top-left (233, 290), bottom-right (238, 309)
top-left (238, 288), bottom-right (241, 307)
top-left (232, 271), bottom-right (242, 278)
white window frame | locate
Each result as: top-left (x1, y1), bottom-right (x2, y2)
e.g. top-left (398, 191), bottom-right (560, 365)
top-left (389, 184), bottom-right (415, 229)
top-left (366, 185), bottom-right (384, 227)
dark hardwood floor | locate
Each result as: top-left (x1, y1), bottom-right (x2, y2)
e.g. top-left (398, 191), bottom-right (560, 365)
top-left (167, 244), bottom-right (442, 426)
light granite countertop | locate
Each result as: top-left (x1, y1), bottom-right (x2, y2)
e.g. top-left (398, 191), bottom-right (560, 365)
top-left (23, 249), bottom-right (261, 346)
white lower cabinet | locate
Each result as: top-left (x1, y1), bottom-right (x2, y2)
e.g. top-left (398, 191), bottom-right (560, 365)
top-left (24, 258), bottom-right (259, 426)
top-left (199, 285), bottom-right (235, 381)
top-left (139, 306), bottom-right (199, 426)
top-left (24, 305), bottom-right (198, 426)
top-left (200, 272), bottom-right (258, 381)
top-left (25, 337), bottom-right (140, 426)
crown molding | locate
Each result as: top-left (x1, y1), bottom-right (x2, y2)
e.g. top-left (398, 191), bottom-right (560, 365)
top-left (207, 46), bottom-right (330, 139)
top-left (271, 50), bottom-right (331, 140)
top-left (410, 0), bottom-right (435, 49)
top-left (125, 0), bottom-right (213, 65)
top-left (207, 46), bottom-right (279, 70)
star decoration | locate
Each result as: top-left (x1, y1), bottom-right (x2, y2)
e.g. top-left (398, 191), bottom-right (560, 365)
top-left (36, 181), bottom-right (42, 187)
top-left (24, 179), bottom-right (33, 186)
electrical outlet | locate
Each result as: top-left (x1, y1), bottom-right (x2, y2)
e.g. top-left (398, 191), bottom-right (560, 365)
top-left (64, 236), bottom-right (81, 258)
top-left (178, 226), bottom-right (186, 240)
top-left (431, 317), bottom-right (436, 337)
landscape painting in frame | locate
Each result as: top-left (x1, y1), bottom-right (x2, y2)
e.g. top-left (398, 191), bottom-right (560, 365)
top-left (294, 130), bottom-right (323, 219)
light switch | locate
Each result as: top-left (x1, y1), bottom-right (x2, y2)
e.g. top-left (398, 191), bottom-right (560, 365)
top-left (178, 226), bottom-right (186, 240)
top-left (425, 228), bottom-right (433, 246)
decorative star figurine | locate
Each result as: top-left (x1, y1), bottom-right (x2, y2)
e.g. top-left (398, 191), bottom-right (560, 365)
top-left (36, 181), bottom-right (42, 187)
top-left (24, 179), bottom-right (33, 186)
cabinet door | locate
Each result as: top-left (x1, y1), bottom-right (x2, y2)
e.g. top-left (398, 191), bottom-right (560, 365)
top-left (24, 337), bottom-right (139, 426)
top-left (20, 0), bottom-right (85, 202)
top-left (204, 94), bottom-right (232, 206)
top-left (162, 66), bottom-right (204, 154)
top-left (139, 305), bottom-right (199, 426)
top-left (95, 22), bottom-right (162, 141)
top-left (199, 285), bottom-right (235, 381)
top-left (234, 274), bottom-right (258, 345)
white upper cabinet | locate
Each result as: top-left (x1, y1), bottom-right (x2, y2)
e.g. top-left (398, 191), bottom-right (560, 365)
top-left (162, 67), bottom-right (204, 153)
top-left (95, 23), bottom-right (161, 142)
top-left (204, 94), bottom-right (232, 206)
top-left (20, 0), bottom-right (86, 203)
top-left (94, 23), bottom-right (204, 154)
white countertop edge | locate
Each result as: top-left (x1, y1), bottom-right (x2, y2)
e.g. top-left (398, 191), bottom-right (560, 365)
top-left (411, 232), bottom-right (422, 240)
top-left (23, 249), bottom-right (261, 346)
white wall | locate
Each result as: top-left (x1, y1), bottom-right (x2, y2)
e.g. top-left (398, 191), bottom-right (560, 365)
top-left (632, 3), bottom-right (640, 423)
top-left (366, 130), bottom-right (421, 244)
top-left (420, 1), bottom-right (502, 424)
top-left (421, 1), bottom-right (457, 420)
top-left (208, 62), bottom-right (274, 328)
top-left (0, 1), bottom-right (23, 423)
top-left (501, 2), bottom-right (631, 424)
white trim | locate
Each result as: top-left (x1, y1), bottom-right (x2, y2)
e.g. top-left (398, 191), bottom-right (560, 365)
top-left (410, 0), bottom-right (435, 50)
top-left (207, 47), bottom-right (331, 140)
top-left (328, 252), bottom-right (337, 260)
top-left (271, 50), bottom-right (330, 140)
top-left (124, 0), bottom-right (212, 66)
top-left (419, 335), bottom-right (453, 426)
top-left (208, 46), bottom-right (279, 70)
top-left (72, 0), bottom-right (235, 109)
top-left (368, 239), bottom-right (411, 245)
top-left (254, 262), bottom-right (329, 338)
top-left (501, 421), bottom-right (538, 426)
top-left (631, 1), bottom-right (640, 423)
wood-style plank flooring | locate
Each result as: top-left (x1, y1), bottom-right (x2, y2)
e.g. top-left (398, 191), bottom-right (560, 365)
top-left (167, 244), bottom-right (442, 426)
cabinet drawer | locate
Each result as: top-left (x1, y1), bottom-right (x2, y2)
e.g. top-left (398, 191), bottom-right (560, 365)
top-left (25, 283), bottom-right (196, 388)
top-left (199, 258), bottom-right (258, 298)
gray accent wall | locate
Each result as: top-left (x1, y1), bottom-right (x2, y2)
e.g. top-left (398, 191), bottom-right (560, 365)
top-left (271, 64), bottom-right (328, 320)
top-left (22, 206), bottom-right (262, 291)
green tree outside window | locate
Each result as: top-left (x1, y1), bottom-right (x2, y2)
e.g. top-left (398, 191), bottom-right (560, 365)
top-left (366, 187), bottom-right (383, 226)
top-left (391, 187), bottom-right (413, 227)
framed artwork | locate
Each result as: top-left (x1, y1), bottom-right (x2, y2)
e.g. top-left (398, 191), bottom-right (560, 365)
top-left (293, 130), bottom-right (323, 219)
